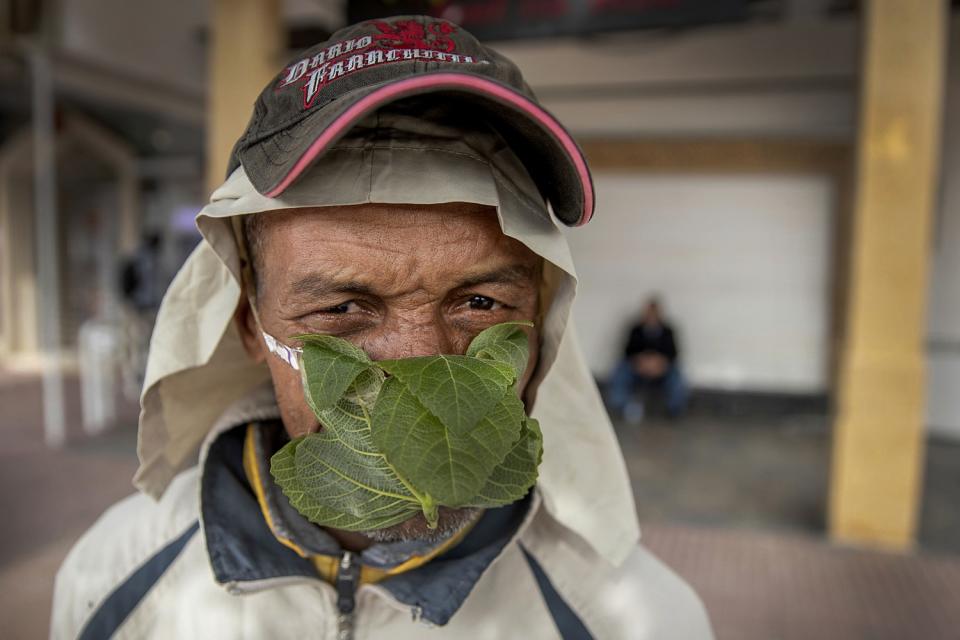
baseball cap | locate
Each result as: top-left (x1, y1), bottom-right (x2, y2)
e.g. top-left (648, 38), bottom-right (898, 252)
top-left (226, 15), bottom-right (595, 227)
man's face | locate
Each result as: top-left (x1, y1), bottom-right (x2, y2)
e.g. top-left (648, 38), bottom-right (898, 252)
top-left (237, 202), bottom-right (542, 540)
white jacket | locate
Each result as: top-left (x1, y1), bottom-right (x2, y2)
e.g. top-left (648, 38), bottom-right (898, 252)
top-left (52, 393), bottom-right (711, 639)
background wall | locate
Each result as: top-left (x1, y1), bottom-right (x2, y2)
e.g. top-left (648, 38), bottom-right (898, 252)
top-left (58, 0), bottom-right (208, 94)
top-left (926, 16), bottom-right (960, 439)
top-left (500, 16), bottom-right (960, 436)
top-left (569, 172), bottom-right (833, 392)
top-left (494, 20), bottom-right (859, 138)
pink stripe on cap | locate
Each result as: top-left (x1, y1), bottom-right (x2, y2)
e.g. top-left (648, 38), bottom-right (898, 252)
top-left (263, 72), bottom-right (594, 226)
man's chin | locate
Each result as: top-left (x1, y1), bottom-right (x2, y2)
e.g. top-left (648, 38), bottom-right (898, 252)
top-left (359, 507), bottom-right (482, 544)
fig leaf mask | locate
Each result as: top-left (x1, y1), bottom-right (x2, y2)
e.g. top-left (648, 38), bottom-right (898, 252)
top-left (269, 322), bottom-right (542, 531)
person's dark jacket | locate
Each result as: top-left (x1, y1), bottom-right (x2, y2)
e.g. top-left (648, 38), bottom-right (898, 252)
top-left (624, 323), bottom-right (678, 363)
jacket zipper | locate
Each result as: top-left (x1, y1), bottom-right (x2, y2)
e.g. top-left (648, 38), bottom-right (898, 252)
top-left (335, 551), bottom-right (360, 640)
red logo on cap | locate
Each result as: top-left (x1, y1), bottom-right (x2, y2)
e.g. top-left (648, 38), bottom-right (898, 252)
top-left (280, 19), bottom-right (479, 110)
top-left (371, 20), bottom-right (457, 53)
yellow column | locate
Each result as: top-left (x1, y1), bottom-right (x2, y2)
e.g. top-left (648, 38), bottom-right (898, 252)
top-left (829, 0), bottom-right (947, 550)
top-left (206, 0), bottom-right (283, 194)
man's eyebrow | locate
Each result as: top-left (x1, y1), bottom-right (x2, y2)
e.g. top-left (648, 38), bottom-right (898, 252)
top-left (455, 265), bottom-right (538, 289)
top-left (288, 273), bottom-right (375, 298)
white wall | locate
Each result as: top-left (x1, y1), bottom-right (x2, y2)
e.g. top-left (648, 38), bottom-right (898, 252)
top-left (496, 20), bottom-right (856, 394)
top-left (926, 17), bottom-right (960, 439)
top-left (496, 20), bottom-right (853, 395)
top-left (568, 173), bottom-right (833, 393)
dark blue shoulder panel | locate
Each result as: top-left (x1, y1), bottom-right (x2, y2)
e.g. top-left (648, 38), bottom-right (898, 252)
top-left (520, 545), bottom-right (595, 640)
top-left (78, 521), bottom-right (200, 640)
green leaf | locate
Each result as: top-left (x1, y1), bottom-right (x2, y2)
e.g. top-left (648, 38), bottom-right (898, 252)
top-left (466, 321), bottom-right (533, 381)
top-left (370, 377), bottom-right (524, 507)
top-left (377, 354), bottom-right (515, 436)
top-left (294, 433), bottom-right (419, 519)
top-left (271, 438), bottom-right (420, 531)
top-left (297, 334), bottom-right (373, 414)
top-left (469, 417), bottom-right (543, 508)
top-left (271, 368), bottom-right (424, 531)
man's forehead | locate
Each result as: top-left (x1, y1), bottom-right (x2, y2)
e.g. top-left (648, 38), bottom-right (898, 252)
top-left (248, 202), bottom-right (540, 290)
top-left (255, 202), bottom-right (500, 236)
top-left (286, 263), bottom-right (539, 296)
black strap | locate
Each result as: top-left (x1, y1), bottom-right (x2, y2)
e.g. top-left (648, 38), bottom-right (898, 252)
top-left (78, 521), bottom-right (200, 640)
top-left (520, 545), bottom-right (595, 640)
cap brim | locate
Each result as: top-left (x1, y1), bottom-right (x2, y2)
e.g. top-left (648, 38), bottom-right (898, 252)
top-left (237, 72), bottom-right (594, 227)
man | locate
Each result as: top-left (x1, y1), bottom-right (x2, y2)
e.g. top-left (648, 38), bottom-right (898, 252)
top-left (52, 16), bottom-right (712, 639)
top-left (608, 298), bottom-right (689, 423)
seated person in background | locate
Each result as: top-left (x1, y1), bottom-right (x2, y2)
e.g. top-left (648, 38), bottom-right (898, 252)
top-left (607, 297), bottom-right (689, 423)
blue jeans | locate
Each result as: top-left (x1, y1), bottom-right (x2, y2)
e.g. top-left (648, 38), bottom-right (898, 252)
top-left (607, 358), bottom-right (689, 417)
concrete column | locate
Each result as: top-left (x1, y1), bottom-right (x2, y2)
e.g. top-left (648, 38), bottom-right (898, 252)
top-left (0, 167), bottom-right (17, 359)
top-left (31, 45), bottom-right (66, 446)
top-left (206, 0), bottom-right (283, 194)
top-left (3, 167), bottom-right (41, 360)
top-left (828, 0), bottom-right (947, 550)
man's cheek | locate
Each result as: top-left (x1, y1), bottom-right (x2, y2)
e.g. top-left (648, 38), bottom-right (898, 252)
top-left (271, 370), bottom-right (318, 438)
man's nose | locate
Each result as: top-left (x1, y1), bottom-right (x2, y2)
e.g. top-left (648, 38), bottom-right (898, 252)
top-left (363, 317), bottom-right (457, 361)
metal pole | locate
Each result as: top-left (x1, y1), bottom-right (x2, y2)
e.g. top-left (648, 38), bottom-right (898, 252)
top-left (31, 44), bottom-right (66, 447)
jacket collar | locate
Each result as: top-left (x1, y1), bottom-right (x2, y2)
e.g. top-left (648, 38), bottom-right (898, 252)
top-left (198, 402), bottom-right (537, 626)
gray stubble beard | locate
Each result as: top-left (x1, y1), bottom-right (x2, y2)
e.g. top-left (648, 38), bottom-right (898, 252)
top-left (359, 506), bottom-right (482, 544)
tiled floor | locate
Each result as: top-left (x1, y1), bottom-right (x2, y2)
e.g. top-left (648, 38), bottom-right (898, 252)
top-left (617, 412), bottom-right (960, 554)
top-left (643, 523), bottom-right (960, 640)
top-left (619, 410), bottom-right (960, 639)
top-left (2, 373), bottom-right (959, 639)
top-left (0, 372), bottom-right (140, 640)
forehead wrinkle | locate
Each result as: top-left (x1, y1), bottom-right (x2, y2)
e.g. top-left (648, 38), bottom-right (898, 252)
top-left (454, 264), bottom-right (539, 290)
top-left (262, 205), bottom-right (504, 260)
top-left (261, 204), bottom-right (534, 303)
top-left (289, 272), bottom-right (375, 298)
top-left (284, 257), bottom-right (428, 300)
top-left (358, 223), bottom-right (483, 258)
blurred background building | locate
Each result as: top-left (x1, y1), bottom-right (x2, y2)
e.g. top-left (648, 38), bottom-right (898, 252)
top-left (1, 1), bottom-right (959, 638)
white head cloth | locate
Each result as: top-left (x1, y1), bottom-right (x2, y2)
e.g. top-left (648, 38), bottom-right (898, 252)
top-left (135, 109), bottom-right (640, 567)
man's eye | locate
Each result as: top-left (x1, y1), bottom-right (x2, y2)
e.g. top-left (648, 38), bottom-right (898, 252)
top-left (323, 301), bottom-right (360, 314)
top-left (467, 295), bottom-right (499, 311)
